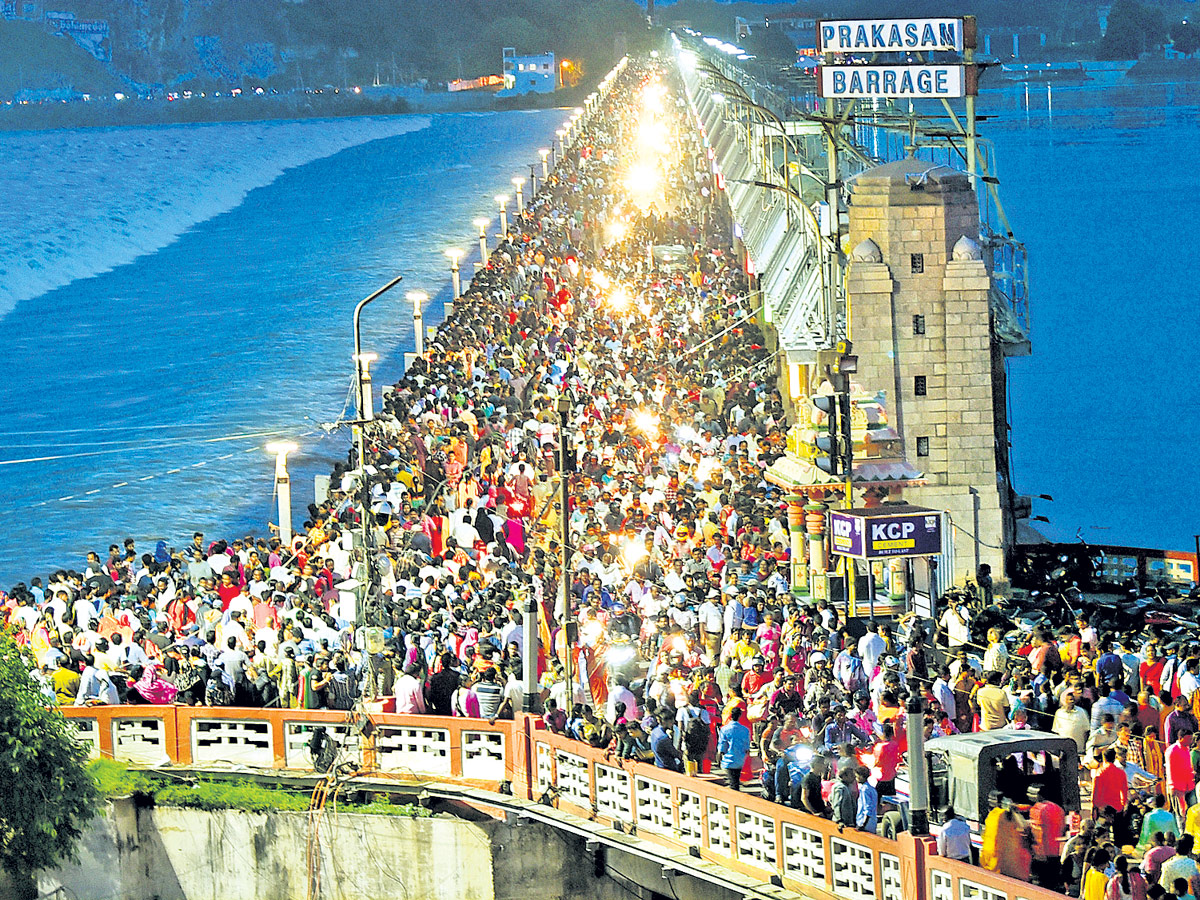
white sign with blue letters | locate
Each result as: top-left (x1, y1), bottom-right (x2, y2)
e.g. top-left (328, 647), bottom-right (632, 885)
top-left (819, 65), bottom-right (965, 99)
top-left (818, 18), bottom-right (964, 53)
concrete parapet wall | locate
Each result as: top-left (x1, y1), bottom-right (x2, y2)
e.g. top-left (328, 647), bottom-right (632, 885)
top-left (40, 797), bottom-right (636, 900)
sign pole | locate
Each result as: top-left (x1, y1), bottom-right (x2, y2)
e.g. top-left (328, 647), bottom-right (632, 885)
top-left (964, 16), bottom-right (978, 189)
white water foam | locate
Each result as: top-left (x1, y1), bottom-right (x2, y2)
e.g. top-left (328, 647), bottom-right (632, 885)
top-left (0, 114), bottom-right (432, 317)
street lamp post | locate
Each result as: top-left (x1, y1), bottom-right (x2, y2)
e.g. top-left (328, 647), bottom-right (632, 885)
top-left (528, 162), bottom-right (538, 199)
top-left (444, 248), bottom-right (464, 298)
top-left (521, 577), bottom-right (539, 713)
top-left (352, 276), bottom-right (404, 415)
top-left (511, 177), bottom-right (525, 214)
top-left (265, 441), bottom-right (299, 550)
top-left (556, 393), bottom-right (574, 710)
top-left (473, 217), bottom-right (490, 263)
top-left (350, 275), bottom-right (403, 617)
top-left (495, 195), bottom-right (509, 237)
top-left (353, 352), bottom-right (378, 422)
top-left (539, 148), bottom-right (550, 179)
top-left (406, 290), bottom-right (428, 357)
top-left (556, 129), bottom-right (566, 157)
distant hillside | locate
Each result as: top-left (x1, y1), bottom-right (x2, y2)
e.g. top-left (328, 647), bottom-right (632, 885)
top-left (9, 0), bottom-right (651, 93)
top-left (0, 20), bottom-right (123, 98)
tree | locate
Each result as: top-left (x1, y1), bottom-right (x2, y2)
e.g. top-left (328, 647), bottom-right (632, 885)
top-left (0, 627), bottom-right (98, 897)
top-left (1171, 22), bottom-right (1200, 57)
top-left (1100, 0), bottom-right (1166, 60)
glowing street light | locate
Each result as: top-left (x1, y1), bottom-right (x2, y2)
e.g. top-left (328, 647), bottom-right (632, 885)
top-left (445, 248), bottom-right (464, 298)
top-left (474, 216), bottom-right (490, 262)
top-left (511, 176), bottom-right (526, 214)
top-left (406, 290), bottom-right (428, 356)
top-left (539, 147), bottom-right (551, 179)
top-left (495, 194), bottom-right (509, 236)
top-left (556, 129), bottom-right (566, 155)
top-left (265, 441), bottom-right (299, 549)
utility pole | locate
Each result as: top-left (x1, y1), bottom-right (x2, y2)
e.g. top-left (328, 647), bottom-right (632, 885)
top-left (557, 394), bottom-right (574, 708)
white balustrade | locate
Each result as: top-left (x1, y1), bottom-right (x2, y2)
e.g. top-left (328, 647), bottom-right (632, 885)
top-left (556, 750), bottom-right (591, 809)
top-left (931, 869), bottom-right (955, 900)
top-left (594, 763), bottom-right (632, 822)
top-left (191, 718), bottom-right (273, 767)
top-left (706, 797), bottom-right (731, 855)
top-left (372, 725), bottom-right (449, 775)
top-left (112, 718), bottom-right (169, 765)
top-left (783, 823), bottom-right (827, 886)
top-left (71, 716), bottom-right (101, 759)
top-left (678, 789), bottom-right (703, 844)
top-left (461, 731), bottom-right (505, 781)
top-left (284, 722), bottom-right (362, 770)
top-left (534, 742), bottom-right (556, 795)
top-left (881, 852), bottom-right (904, 900)
top-left (735, 807), bottom-right (778, 870)
top-left (959, 878), bottom-right (1008, 900)
top-left (633, 775), bottom-right (673, 835)
top-left (832, 836), bottom-right (878, 900)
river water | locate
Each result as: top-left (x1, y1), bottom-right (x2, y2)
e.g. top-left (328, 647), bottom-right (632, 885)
top-left (0, 83), bottom-right (1195, 583)
top-left (0, 109), bottom-right (566, 581)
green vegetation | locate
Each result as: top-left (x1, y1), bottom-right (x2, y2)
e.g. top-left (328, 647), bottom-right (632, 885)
top-left (1100, 0), bottom-right (1166, 59)
top-left (87, 760), bottom-right (427, 817)
top-left (154, 779), bottom-right (311, 813)
top-left (0, 628), bottom-right (99, 886)
top-left (0, 20), bottom-right (122, 98)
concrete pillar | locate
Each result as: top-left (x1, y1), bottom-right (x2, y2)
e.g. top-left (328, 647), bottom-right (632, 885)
top-left (845, 159), bottom-right (1010, 580)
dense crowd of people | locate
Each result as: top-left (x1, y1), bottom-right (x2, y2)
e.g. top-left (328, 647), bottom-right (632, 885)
top-left (7, 56), bottom-right (1200, 900)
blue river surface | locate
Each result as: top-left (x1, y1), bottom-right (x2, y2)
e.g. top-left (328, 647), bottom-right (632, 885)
top-left (0, 82), bottom-right (1196, 584)
top-left (0, 109), bottom-right (567, 581)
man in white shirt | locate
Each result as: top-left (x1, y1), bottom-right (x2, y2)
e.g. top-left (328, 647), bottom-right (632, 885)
top-left (606, 676), bottom-right (640, 723)
top-left (937, 808), bottom-right (972, 861)
top-left (858, 623), bottom-right (886, 675)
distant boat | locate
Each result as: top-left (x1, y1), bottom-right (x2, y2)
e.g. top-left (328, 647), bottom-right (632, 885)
top-left (998, 60), bottom-right (1136, 83)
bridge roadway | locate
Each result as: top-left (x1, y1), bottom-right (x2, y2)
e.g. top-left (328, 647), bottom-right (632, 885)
top-left (64, 705), bottom-right (1063, 900)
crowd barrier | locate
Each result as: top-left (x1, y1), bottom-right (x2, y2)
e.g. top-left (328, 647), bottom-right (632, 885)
top-left (61, 706), bottom-right (1065, 900)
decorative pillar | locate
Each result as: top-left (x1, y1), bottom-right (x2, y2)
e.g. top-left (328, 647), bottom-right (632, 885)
top-left (785, 494), bottom-right (808, 595)
top-left (804, 500), bottom-right (828, 600)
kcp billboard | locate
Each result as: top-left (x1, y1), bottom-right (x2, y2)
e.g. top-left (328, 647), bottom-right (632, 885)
top-left (830, 507), bottom-right (943, 559)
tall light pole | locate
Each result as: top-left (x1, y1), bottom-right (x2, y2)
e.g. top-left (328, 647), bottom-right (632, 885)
top-left (539, 147), bottom-right (551, 179)
top-left (352, 276), bottom-right (404, 414)
top-left (445, 248), bottom-right (464, 298)
top-left (528, 162), bottom-right (538, 199)
top-left (266, 441), bottom-right (298, 550)
top-left (556, 393), bottom-right (574, 710)
top-left (353, 352), bottom-right (378, 421)
top-left (407, 290), bottom-right (428, 357)
top-left (494, 194), bottom-right (509, 237)
top-left (352, 352), bottom-right (377, 493)
top-left (474, 217), bottom-right (490, 263)
top-left (556, 129), bottom-right (566, 157)
top-left (511, 176), bottom-right (525, 214)
top-left (350, 276), bottom-right (402, 617)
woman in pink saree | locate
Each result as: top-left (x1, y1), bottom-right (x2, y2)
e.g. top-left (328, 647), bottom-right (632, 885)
top-left (129, 663), bottom-right (179, 705)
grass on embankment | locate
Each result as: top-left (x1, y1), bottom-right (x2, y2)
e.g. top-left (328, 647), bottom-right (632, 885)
top-left (88, 758), bottom-right (429, 817)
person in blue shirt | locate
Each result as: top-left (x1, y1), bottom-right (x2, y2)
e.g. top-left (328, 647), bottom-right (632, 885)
top-left (650, 720), bottom-right (684, 772)
top-left (774, 736), bottom-right (812, 808)
top-left (856, 766), bottom-right (878, 833)
top-left (717, 707), bottom-right (752, 790)
top-left (823, 705), bottom-right (869, 754)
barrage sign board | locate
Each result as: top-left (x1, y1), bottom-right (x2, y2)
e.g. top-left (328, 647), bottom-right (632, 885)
top-left (817, 18), bottom-right (965, 54)
top-left (819, 65), bottom-right (966, 99)
top-left (830, 506), bottom-right (943, 559)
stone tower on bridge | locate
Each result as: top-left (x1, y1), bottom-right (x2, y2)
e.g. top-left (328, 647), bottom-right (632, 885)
top-left (844, 158), bottom-right (1029, 583)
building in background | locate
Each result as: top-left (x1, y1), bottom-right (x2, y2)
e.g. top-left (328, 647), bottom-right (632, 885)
top-left (498, 48), bottom-right (556, 97)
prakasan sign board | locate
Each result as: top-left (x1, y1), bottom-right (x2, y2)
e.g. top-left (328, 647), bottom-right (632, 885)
top-left (817, 18), bottom-right (965, 54)
top-left (830, 507), bottom-right (943, 559)
top-left (819, 65), bottom-right (965, 99)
